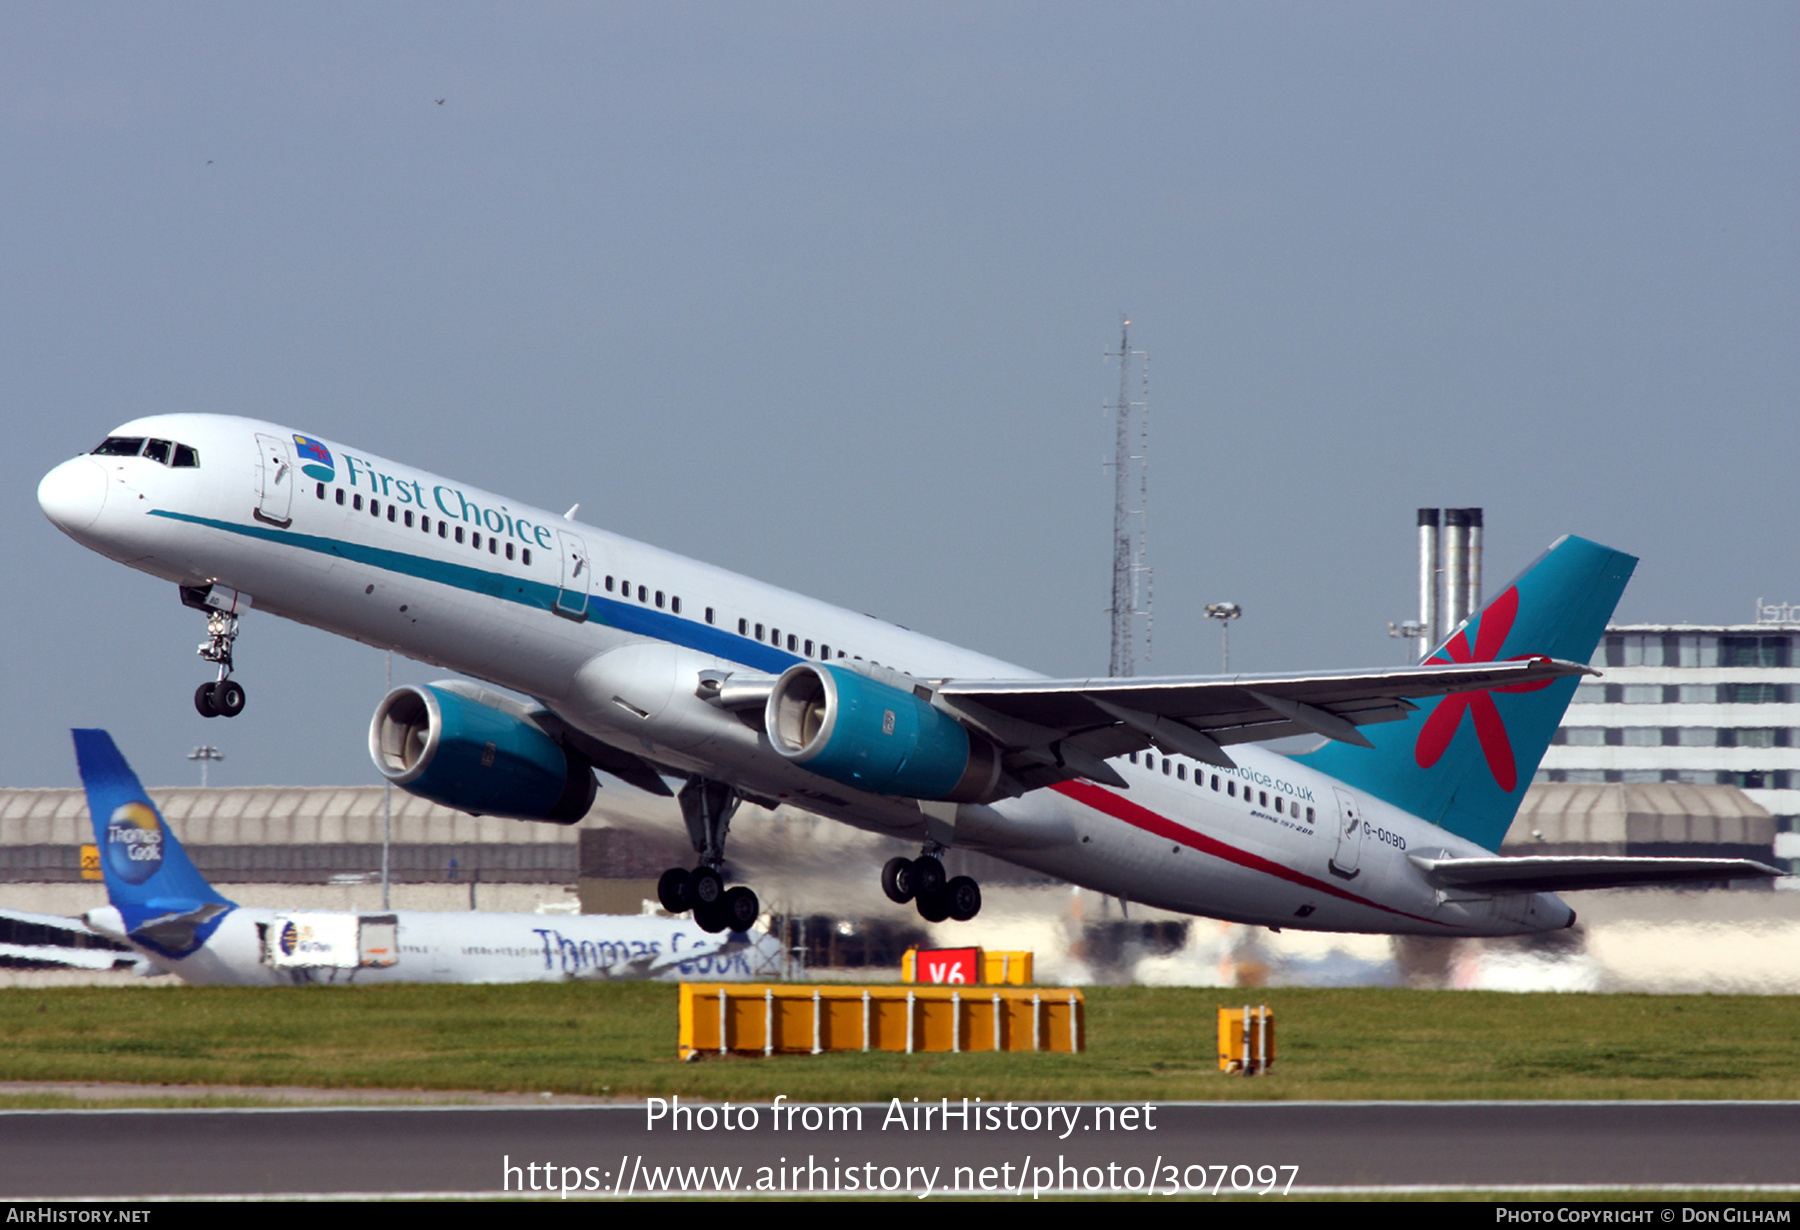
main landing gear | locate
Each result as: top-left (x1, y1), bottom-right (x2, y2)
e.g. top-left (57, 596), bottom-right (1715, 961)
top-left (882, 846), bottom-right (981, 923)
top-left (190, 601), bottom-right (247, 719)
top-left (656, 778), bottom-right (761, 935)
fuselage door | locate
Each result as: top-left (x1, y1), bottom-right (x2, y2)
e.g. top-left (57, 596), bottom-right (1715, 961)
top-left (253, 433), bottom-right (295, 528)
top-left (1328, 787), bottom-right (1365, 881)
top-left (555, 529), bottom-right (591, 620)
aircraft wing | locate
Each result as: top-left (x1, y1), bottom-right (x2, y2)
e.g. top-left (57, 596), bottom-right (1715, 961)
top-left (934, 657), bottom-right (1591, 787)
top-left (1407, 854), bottom-right (1784, 894)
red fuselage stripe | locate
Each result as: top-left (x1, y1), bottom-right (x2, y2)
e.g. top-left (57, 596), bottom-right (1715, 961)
top-left (1048, 779), bottom-right (1445, 926)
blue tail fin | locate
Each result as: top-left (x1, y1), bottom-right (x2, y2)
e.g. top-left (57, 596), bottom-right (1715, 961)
top-left (1296, 535), bottom-right (1636, 851)
top-left (72, 730), bottom-right (233, 957)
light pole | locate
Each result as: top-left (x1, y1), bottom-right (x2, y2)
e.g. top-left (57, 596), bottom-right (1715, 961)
top-left (1205, 603), bottom-right (1241, 672)
top-left (188, 745), bottom-right (224, 788)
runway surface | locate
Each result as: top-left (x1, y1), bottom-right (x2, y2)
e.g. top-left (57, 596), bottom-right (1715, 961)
top-left (4, 1100), bottom-right (1798, 1197)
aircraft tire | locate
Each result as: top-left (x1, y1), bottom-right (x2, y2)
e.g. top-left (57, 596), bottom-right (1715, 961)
top-left (214, 679), bottom-right (246, 718)
top-left (689, 867), bottom-right (724, 907)
top-left (881, 856), bottom-right (914, 904)
top-left (910, 856), bottom-right (945, 900)
top-left (657, 867), bottom-right (692, 913)
top-left (193, 682), bottom-right (219, 718)
top-left (946, 876), bottom-right (981, 922)
top-left (693, 900), bottom-right (730, 933)
top-left (916, 889), bottom-right (951, 924)
top-left (721, 886), bottom-right (759, 931)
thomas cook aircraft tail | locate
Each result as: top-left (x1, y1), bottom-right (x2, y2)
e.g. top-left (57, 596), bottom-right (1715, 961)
top-left (72, 729), bottom-right (234, 958)
top-left (1297, 535), bottom-right (1636, 852)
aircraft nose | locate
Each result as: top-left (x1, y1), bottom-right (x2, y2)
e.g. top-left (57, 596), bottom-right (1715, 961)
top-left (38, 457), bottom-right (109, 534)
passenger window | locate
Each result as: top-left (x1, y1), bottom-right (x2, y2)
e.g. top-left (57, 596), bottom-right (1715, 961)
top-left (370, 499), bottom-right (380, 516)
top-left (171, 444), bottom-right (199, 467)
top-left (804, 639), bottom-right (813, 656)
top-left (1163, 760), bottom-right (1172, 776)
top-left (672, 597), bottom-right (681, 614)
top-left (336, 488), bottom-right (345, 506)
top-left (1177, 764), bottom-right (1186, 781)
top-left (820, 644), bottom-right (829, 658)
top-left (606, 576), bottom-right (614, 592)
top-left (353, 494), bottom-right (363, 511)
top-left (1306, 807), bottom-right (1315, 823)
top-left (706, 607), bottom-right (716, 625)
top-left (655, 591), bottom-right (665, 609)
top-left (1211, 775), bottom-right (1219, 791)
top-left (1129, 752), bottom-right (1138, 764)
top-left (92, 437), bottom-right (144, 457)
top-left (505, 542), bottom-right (514, 559)
top-left (771, 628), bottom-right (781, 645)
top-left (787, 634), bottom-right (797, 651)
top-left (755, 623), bottom-right (764, 640)
top-left (1145, 754), bottom-right (1155, 771)
top-left (1259, 791), bottom-right (1268, 806)
top-left (621, 580), bottom-right (630, 597)
top-left (404, 510), bottom-right (414, 528)
top-left (489, 538), bottom-right (497, 554)
top-left (472, 532), bottom-right (481, 548)
top-left (439, 522), bottom-right (447, 538)
top-left (638, 585), bottom-right (647, 602)
top-left (143, 439), bottom-right (171, 464)
top-left (388, 505), bottom-right (397, 522)
top-left (1275, 798), bottom-right (1283, 814)
top-left (317, 483), bottom-right (327, 500)
top-left (1228, 782), bottom-right (1236, 797)
top-left (738, 618), bottom-right (747, 635)
top-left (420, 516), bottom-right (430, 532)
top-left (522, 548), bottom-right (531, 565)
top-left (455, 526), bottom-right (464, 543)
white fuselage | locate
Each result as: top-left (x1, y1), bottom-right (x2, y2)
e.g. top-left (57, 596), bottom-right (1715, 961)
top-left (40, 414), bottom-right (1574, 938)
top-left (82, 905), bottom-right (784, 986)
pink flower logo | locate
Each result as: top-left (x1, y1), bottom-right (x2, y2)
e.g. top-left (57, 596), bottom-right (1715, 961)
top-left (1413, 586), bottom-right (1554, 793)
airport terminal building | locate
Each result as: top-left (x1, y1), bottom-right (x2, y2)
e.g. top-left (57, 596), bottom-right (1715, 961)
top-left (1538, 621), bottom-right (1800, 836)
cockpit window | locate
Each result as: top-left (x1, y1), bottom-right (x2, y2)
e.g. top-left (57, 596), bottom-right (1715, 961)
top-left (90, 436), bottom-right (200, 467)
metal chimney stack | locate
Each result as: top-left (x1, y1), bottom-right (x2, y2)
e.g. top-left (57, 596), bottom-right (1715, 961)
top-left (1444, 508), bottom-right (1471, 633)
top-left (1417, 508), bottom-right (1441, 657)
top-left (1466, 507), bottom-right (1483, 616)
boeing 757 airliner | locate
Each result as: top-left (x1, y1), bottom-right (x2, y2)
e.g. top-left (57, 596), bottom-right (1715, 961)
top-left (38, 416), bottom-right (1777, 948)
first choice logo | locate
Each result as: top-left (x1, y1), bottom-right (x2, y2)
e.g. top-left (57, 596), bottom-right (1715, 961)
top-left (279, 921), bottom-right (299, 957)
top-left (103, 801), bottom-right (164, 885)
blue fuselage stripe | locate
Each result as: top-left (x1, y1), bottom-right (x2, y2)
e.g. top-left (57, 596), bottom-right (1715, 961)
top-left (148, 509), bottom-right (802, 675)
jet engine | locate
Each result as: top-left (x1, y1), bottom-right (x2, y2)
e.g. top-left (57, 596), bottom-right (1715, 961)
top-left (764, 663), bottom-right (1002, 802)
top-left (369, 684), bottom-right (596, 823)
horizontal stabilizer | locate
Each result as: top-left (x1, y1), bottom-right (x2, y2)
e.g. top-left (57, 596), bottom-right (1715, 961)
top-left (1408, 853), bottom-right (1784, 894)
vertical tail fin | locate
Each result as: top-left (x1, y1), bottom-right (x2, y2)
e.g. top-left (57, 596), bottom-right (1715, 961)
top-left (1297, 535), bottom-right (1636, 851)
top-left (72, 730), bottom-right (232, 956)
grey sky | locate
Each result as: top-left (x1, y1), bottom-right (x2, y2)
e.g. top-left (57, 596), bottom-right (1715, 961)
top-left (6, 4), bottom-right (1795, 790)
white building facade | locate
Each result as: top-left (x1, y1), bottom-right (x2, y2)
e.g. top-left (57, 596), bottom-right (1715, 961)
top-left (1540, 621), bottom-right (1800, 851)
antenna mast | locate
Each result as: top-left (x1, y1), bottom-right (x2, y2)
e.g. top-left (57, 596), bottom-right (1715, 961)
top-left (1105, 318), bottom-right (1153, 676)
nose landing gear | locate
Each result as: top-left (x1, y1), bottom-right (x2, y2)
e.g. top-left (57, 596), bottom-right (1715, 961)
top-left (881, 848), bottom-right (981, 922)
top-left (183, 585), bottom-right (250, 719)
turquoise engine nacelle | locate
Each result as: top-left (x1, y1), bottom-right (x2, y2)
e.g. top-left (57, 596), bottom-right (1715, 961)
top-left (764, 663), bottom-right (1001, 802)
top-left (368, 684), bottom-right (595, 823)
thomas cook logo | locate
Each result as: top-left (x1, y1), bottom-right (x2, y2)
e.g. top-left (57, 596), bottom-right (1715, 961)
top-left (103, 801), bottom-right (164, 885)
top-left (294, 434), bottom-right (335, 482)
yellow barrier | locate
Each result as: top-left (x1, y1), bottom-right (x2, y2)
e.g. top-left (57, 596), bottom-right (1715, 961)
top-left (1217, 1004), bottom-right (1274, 1074)
top-left (899, 948), bottom-right (1034, 985)
top-left (678, 983), bottom-right (1084, 1059)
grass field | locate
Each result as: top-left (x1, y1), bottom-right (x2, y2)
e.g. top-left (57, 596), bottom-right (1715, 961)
top-left (0, 983), bottom-right (1796, 1105)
